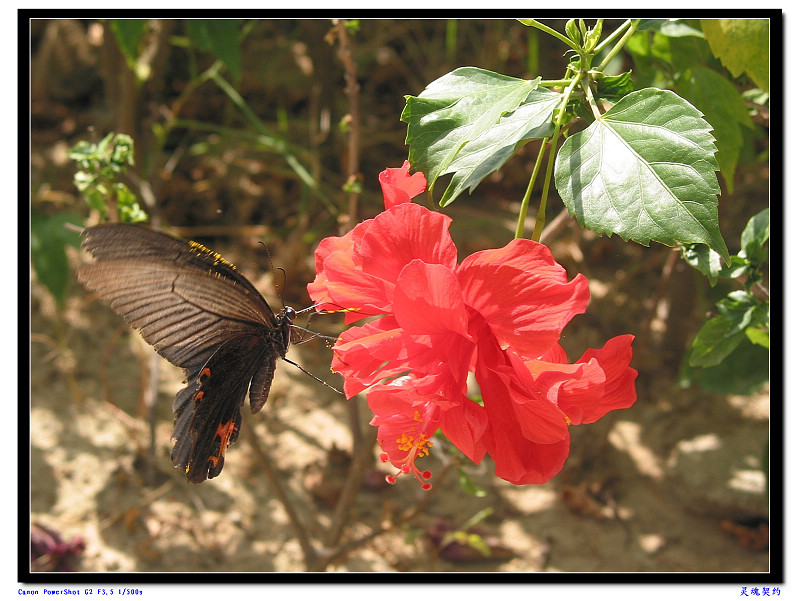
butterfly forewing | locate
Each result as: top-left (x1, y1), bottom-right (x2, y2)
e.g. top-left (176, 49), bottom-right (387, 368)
top-left (78, 223), bottom-right (294, 483)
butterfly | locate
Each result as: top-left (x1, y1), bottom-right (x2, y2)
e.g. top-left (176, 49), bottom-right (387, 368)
top-left (77, 223), bottom-right (301, 483)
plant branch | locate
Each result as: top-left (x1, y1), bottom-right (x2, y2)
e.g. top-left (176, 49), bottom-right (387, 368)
top-left (324, 419), bottom-right (376, 549)
top-left (515, 138), bottom-right (548, 239)
top-left (520, 19), bottom-right (580, 51)
top-left (241, 419), bottom-right (319, 568)
top-left (532, 123), bottom-right (562, 242)
top-left (582, 72), bottom-right (603, 121)
top-left (597, 19), bottom-right (640, 72)
top-left (528, 70), bottom-right (580, 241)
top-left (322, 459), bottom-right (456, 567)
top-left (333, 19), bottom-right (362, 232)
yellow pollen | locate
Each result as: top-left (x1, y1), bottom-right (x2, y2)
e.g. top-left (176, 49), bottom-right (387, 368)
top-left (396, 433), bottom-right (415, 452)
top-left (395, 432), bottom-right (432, 457)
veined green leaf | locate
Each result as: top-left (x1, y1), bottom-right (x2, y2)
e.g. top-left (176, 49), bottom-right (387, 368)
top-left (402, 67), bottom-right (559, 206)
top-left (680, 336), bottom-right (768, 395)
top-left (555, 88), bottom-right (730, 263)
top-left (689, 315), bottom-right (747, 367)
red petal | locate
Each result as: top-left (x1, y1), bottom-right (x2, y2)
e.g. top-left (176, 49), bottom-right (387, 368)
top-left (308, 222), bottom-right (389, 322)
top-left (558, 334), bottom-right (637, 424)
top-left (332, 317), bottom-right (410, 395)
top-left (491, 437), bottom-right (571, 485)
top-left (379, 161), bottom-right (427, 209)
top-left (476, 334), bottom-right (569, 445)
top-left (393, 260), bottom-right (471, 337)
top-left (438, 397), bottom-right (488, 464)
top-left (357, 203), bottom-right (458, 280)
top-left (459, 239), bottom-right (590, 359)
top-left (322, 259), bottom-right (395, 322)
top-left (472, 332), bottom-right (571, 485)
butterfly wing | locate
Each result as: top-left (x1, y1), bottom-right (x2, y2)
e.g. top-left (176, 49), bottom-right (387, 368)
top-left (78, 224), bottom-right (277, 369)
top-left (78, 223), bottom-right (292, 482)
top-left (172, 334), bottom-right (270, 483)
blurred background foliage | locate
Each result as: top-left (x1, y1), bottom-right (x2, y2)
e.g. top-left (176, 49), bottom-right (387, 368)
top-left (28, 18), bottom-right (770, 573)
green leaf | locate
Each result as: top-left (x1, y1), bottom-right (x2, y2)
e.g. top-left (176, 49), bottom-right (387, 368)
top-left (402, 67), bottom-right (560, 206)
top-left (555, 88), bottom-right (729, 262)
top-left (746, 326), bottom-right (769, 349)
top-left (717, 254), bottom-right (750, 280)
top-left (185, 19), bottom-right (243, 81)
top-left (109, 133), bottom-right (136, 167)
top-left (457, 468), bottom-right (487, 497)
top-left (110, 19), bottom-right (151, 81)
top-left (110, 19), bottom-right (147, 66)
top-left (565, 19), bottom-right (581, 45)
top-left (637, 20), bottom-right (670, 32)
top-left (31, 211), bottom-right (83, 308)
top-left (625, 29), bottom-right (715, 88)
top-left (461, 507), bottom-right (493, 531)
top-left (680, 334), bottom-right (768, 395)
top-left (676, 67), bottom-right (754, 192)
top-left (114, 183), bottom-right (148, 223)
top-left (701, 19), bottom-right (769, 91)
top-left (681, 243), bottom-right (722, 285)
top-left (596, 71), bottom-right (634, 103)
top-left (657, 20), bottom-right (705, 38)
top-left (740, 208), bottom-right (769, 265)
top-left (689, 291), bottom-right (766, 367)
top-left (689, 315), bottom-right (748, 367)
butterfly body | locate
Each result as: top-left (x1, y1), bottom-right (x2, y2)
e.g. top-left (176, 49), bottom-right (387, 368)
top-left (78, 223), bottom-right (295, 483)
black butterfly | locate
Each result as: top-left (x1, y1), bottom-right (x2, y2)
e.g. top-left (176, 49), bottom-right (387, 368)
top-left (77, 223), bottom-right (299, 483)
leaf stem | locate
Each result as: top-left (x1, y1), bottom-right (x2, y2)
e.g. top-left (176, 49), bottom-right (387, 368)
top-left (597, 19), bottom-right (640, 71)
top-left (582, 73), bottom-right (603, 120)
top-left (526, 71), bottom-right (580, 241)
top-left (209, 69), bottom-right (270, 136)
top-left (521, 19), bottom-right (581, 52)
top-left (515, 139), bottom-right (548, 239)
top-left (539, 78), bottom-right (575, 88)
top-left (532, 123), bottom-right (562, 242)
top-left (594, 19), bottom-right (632, 54)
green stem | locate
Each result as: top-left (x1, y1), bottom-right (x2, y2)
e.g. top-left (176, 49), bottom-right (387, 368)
top-left (521, 19), bottom-right (581, 51)
top-left (532, 123), bottom-right (562, 242)
top-left (167, 60), bottom-right (222, 129)
top-left (597, 19), bottom-right (640, 71)
top-left (515, 139), bottom-right (548, 239)
top-left (539, 78), bottom-right (575, 88)
top-left (594, 19), bottom-right (631, 53)
top-left (526, 70), bottom-right (581, 241)
top-left (582, 72), bottom-right (603, 120)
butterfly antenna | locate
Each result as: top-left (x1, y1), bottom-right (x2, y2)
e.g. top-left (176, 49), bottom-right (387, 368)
top-left (282, 357), bottom-right (343, 395)
top-left (257, 240), bottom-right (288, 305)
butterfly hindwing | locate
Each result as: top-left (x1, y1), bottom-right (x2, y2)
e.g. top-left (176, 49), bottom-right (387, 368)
top-left (172, 335), bottom-right (269, 483)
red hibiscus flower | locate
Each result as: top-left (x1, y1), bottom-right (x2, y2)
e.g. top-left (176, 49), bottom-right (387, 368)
top-left (308, 162), bottom-right (637, 487)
